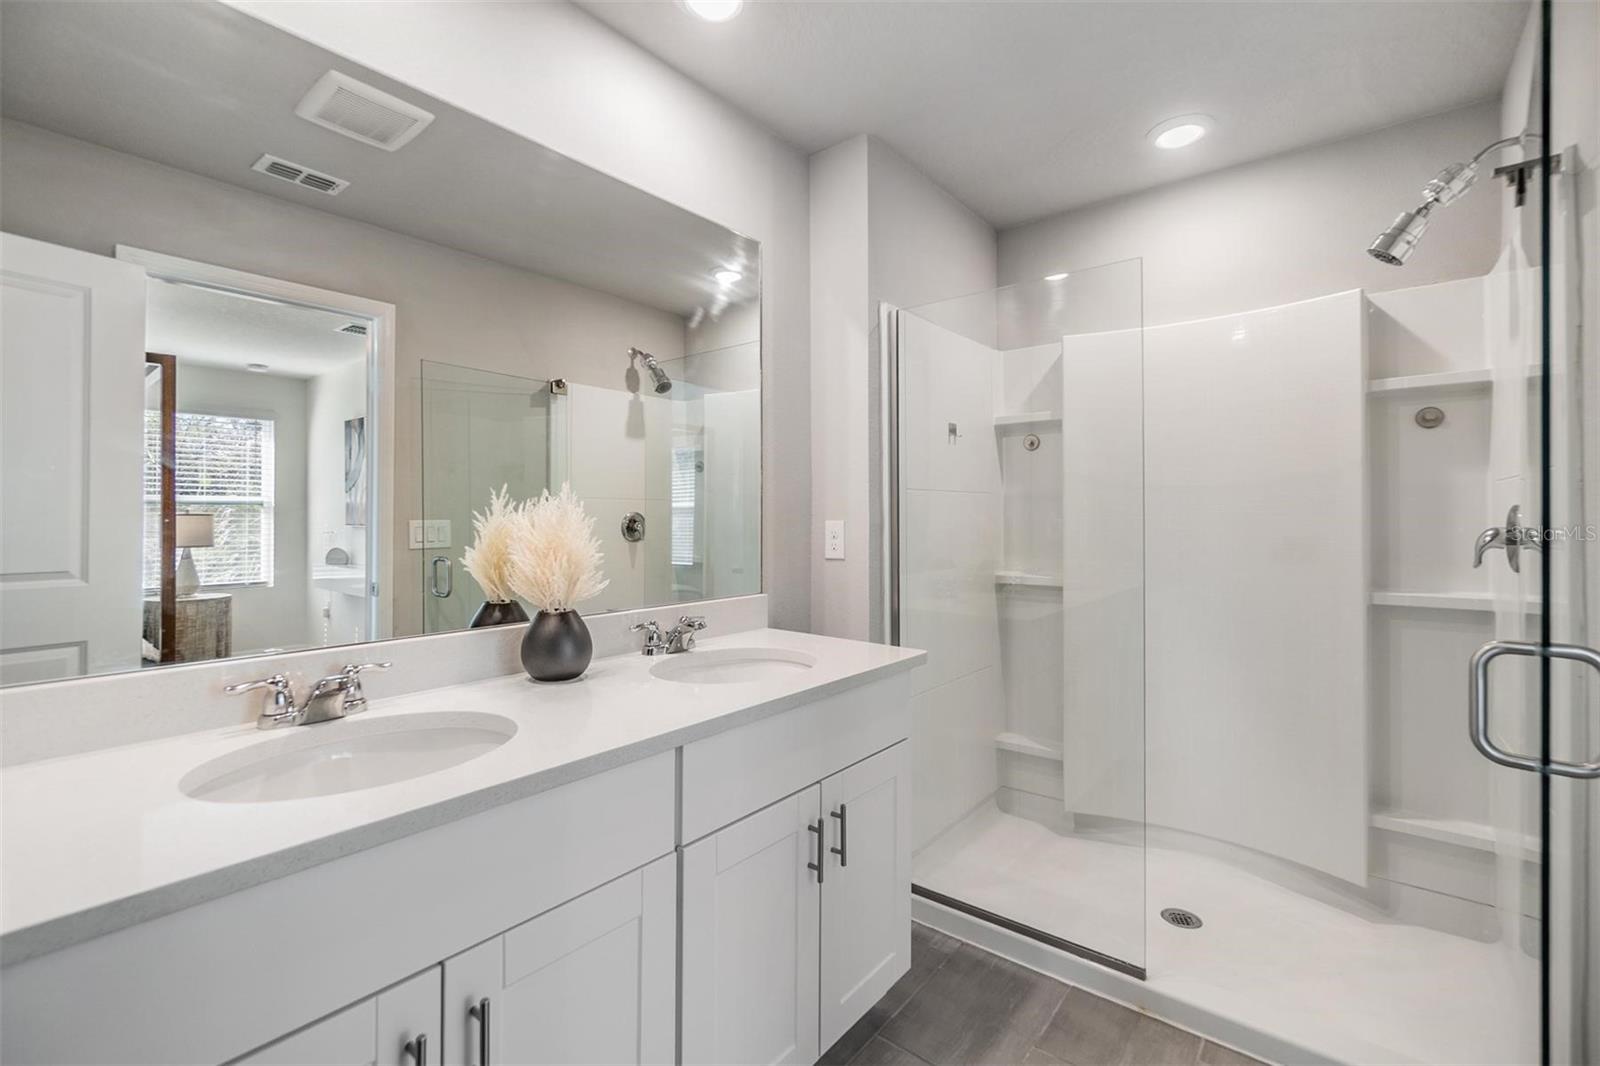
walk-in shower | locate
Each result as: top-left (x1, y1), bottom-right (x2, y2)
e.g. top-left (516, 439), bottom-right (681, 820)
top-left (886, 195), bottom-right (1591, 1062)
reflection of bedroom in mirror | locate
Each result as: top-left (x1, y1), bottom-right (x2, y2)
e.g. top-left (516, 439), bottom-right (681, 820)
top-left (0, 0), bottom-right (760, 686)
top-left (135, 265), bottom-right (381, 668)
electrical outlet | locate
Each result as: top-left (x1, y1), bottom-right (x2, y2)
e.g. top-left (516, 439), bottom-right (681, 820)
top-left (824, 520), bottom-right (845, 560)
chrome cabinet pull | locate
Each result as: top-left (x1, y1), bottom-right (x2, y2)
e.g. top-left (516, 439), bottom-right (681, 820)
top-left (405, 1033), bottom-right (428, 1066)
top-left (468, 997), bottom-right (491, 1066)
top-left (1469, 640), bottom-right (1600, 779)
top-left (807, 819), bottom-right (824, 883)
top-left (430, 555), bottom-right (453, 598)
top-left (830, 804), bottom-right (848, 867)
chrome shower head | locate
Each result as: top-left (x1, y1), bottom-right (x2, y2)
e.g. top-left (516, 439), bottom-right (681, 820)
top-left (628, 347), bottom-right (672, 394)
top-left (1367, 135), bottom-right (1521, 266)
top-left (1368, 202), bottom-right (1434, 266)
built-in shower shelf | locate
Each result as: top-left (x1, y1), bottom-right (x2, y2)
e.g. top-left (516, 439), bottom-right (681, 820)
top-left (994, 731), bottom-right (1063, 760)
top-left (1370, 590), bottom-right (1493, 612)
top-left (1369, 590), bottom-right (1539, 612)
top-left (993, 411), bottom-right (1060, 428)
top-left (995, 570), bottom-right (1064, 589)
top-left (1366, 368), bottom-right (1493, 394)
top-left (1370, 811), bottom-right (1536, 858)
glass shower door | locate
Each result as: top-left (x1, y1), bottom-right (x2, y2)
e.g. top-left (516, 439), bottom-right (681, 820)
top-left (891, 257), bottom-right (1147, 975)
top-left (419, 361), bottom-right (552, 632)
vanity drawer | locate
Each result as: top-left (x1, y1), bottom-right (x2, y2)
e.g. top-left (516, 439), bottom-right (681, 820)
top-left (680, 672), bottom-right (910, 842)
top-left (2, 751), bottom-right (676, 1066)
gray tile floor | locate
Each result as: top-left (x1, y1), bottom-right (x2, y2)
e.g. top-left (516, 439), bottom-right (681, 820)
top-left (821, 924), bottom-right (1267, 1066)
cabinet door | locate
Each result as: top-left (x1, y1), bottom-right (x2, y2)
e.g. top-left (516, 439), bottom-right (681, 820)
top-left (442, 854), bottom-right (676, 1066)
top-left (819, 742), bottom-right (912, 1049)
top-left (378, 968), bottom-right (443, 1066)
top-left (681, 785), bottom-right (822, 1066)
top-left (231, 967), bottom-right (439, 1066)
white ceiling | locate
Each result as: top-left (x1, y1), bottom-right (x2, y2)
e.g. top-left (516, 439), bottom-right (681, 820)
top-left (146, 281), bottom-right (369, 378)
top-left (0, 1), bottom-right (759, 317)
top-left (577, 0), bottom-right (1529, 227)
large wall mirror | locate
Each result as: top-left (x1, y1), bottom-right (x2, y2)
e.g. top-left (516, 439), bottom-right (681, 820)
top-left (0, 0), bottom-right (761, 685)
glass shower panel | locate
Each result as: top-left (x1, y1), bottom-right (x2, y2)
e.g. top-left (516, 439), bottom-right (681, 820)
top-left (895, 258), bottom-right (1146, 974)
top-left (419, 361), bottom-right (551, 632)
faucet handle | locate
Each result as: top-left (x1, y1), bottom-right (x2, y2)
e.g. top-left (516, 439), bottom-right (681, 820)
top-left (224, 672), bottom-right (291, 696)
top-left (339, 661), bottom-right (391, 713)
top-left (225, 673), bottom-right (296, 727)
top-left (632, 619), bottom-right (667, 655)
top-left (678, 615), bottom-right (707, 630)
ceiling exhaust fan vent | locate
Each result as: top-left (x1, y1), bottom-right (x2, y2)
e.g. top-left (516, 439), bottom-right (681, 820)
top-left (337, 322), bottom-right (369, 336)
top-left (251, 154), bottom-right (350, 196)
top-left (295, 71), bottom-right (435, 152)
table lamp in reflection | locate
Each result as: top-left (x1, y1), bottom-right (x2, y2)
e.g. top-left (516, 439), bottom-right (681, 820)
top-left (175, 513), bottom-right (214, 598)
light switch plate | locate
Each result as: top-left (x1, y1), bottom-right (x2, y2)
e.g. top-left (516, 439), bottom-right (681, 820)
top-left (824, 520), bottom-right (845, 560)
top-left (424, 519), bottom-right (451, 548)
top-left (408, 520), bottom-right (425, 550)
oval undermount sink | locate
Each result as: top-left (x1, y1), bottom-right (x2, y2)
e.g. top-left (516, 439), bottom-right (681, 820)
top-left (649, 647), bottom-right (818, 685)
top-left (181, 711), bottom-right (517, 804)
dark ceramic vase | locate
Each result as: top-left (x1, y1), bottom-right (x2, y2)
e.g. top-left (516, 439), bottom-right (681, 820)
top-left (469, 599), bottom-right (530, 628)
top-left (520, 609), bottom-right (592, 682)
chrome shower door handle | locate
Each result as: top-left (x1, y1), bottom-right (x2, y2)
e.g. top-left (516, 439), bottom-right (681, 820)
top-left (430, 555), bottom-right (452, 598)
top-left (1469, 639), bottom-right (1600, 778)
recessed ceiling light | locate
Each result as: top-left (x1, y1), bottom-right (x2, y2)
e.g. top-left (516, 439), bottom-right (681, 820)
top-left (245, 362), bottom-right (270, 373)
top-left (1043, 272), bottom-right (1070, 282)
top-left (683, 0), bottom-right (742, 21)
top-left (714, 269), bottom-right (743, 286)
top-left (1149, 114), bottom-right (1212, 150)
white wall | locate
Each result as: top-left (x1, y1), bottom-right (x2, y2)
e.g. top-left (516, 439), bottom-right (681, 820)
top-left (808, 135), bottom-right (997, 641)
top-left (175, 365), bottom-right (310, 656)
top-left (228, 0), bottom-right (813, 634)
top-left (999, 100), bottom-right (1504, 326)
top-left (808, 137), bottom-right (872, 640)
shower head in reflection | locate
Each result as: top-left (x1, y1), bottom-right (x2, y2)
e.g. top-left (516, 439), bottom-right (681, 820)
top-left (1368, 136), bottom-right (1523, 265)
top-left (628, 347), bottom-right (672, 394)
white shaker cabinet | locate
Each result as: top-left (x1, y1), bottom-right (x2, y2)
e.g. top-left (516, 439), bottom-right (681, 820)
top-left (819, 741), bottom-right (912, 1050)
top-left (231, 966), bottom-right (440, 1066)
top-left (441, 854), bottom-right (677, 1066)
top-left (682, 740), bottom-right (911, 1066)
top-left (681, 784), bottom-right (824, 1066)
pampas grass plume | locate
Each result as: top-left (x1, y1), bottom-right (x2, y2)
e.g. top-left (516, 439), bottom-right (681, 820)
top-left (461, 485), bottom-right (520, 603)
top-left (508, 483), bottom-right (609, 612)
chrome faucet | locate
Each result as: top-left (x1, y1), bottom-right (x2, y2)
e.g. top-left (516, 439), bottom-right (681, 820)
top-left (225, 662), bottom-right (391, 729)
top-left (631, 616), bottom-right (707, 656)
top-left (665, 616), bottom-right (707, 654)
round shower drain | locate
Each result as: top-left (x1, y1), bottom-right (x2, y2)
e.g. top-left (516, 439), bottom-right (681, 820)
top-left (1160, 908), bottom-right (1203, 929)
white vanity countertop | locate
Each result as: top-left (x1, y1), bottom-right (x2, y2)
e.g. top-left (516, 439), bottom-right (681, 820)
top-left (0, 628), bottom-right (923, 965)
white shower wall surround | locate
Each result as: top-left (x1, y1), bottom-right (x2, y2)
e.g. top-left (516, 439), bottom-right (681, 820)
top-left (907, 274), bottom-right (1518, 916)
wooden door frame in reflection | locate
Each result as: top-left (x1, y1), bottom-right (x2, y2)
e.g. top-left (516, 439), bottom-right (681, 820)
top-left (116, 246), bottom-right (397, 644)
